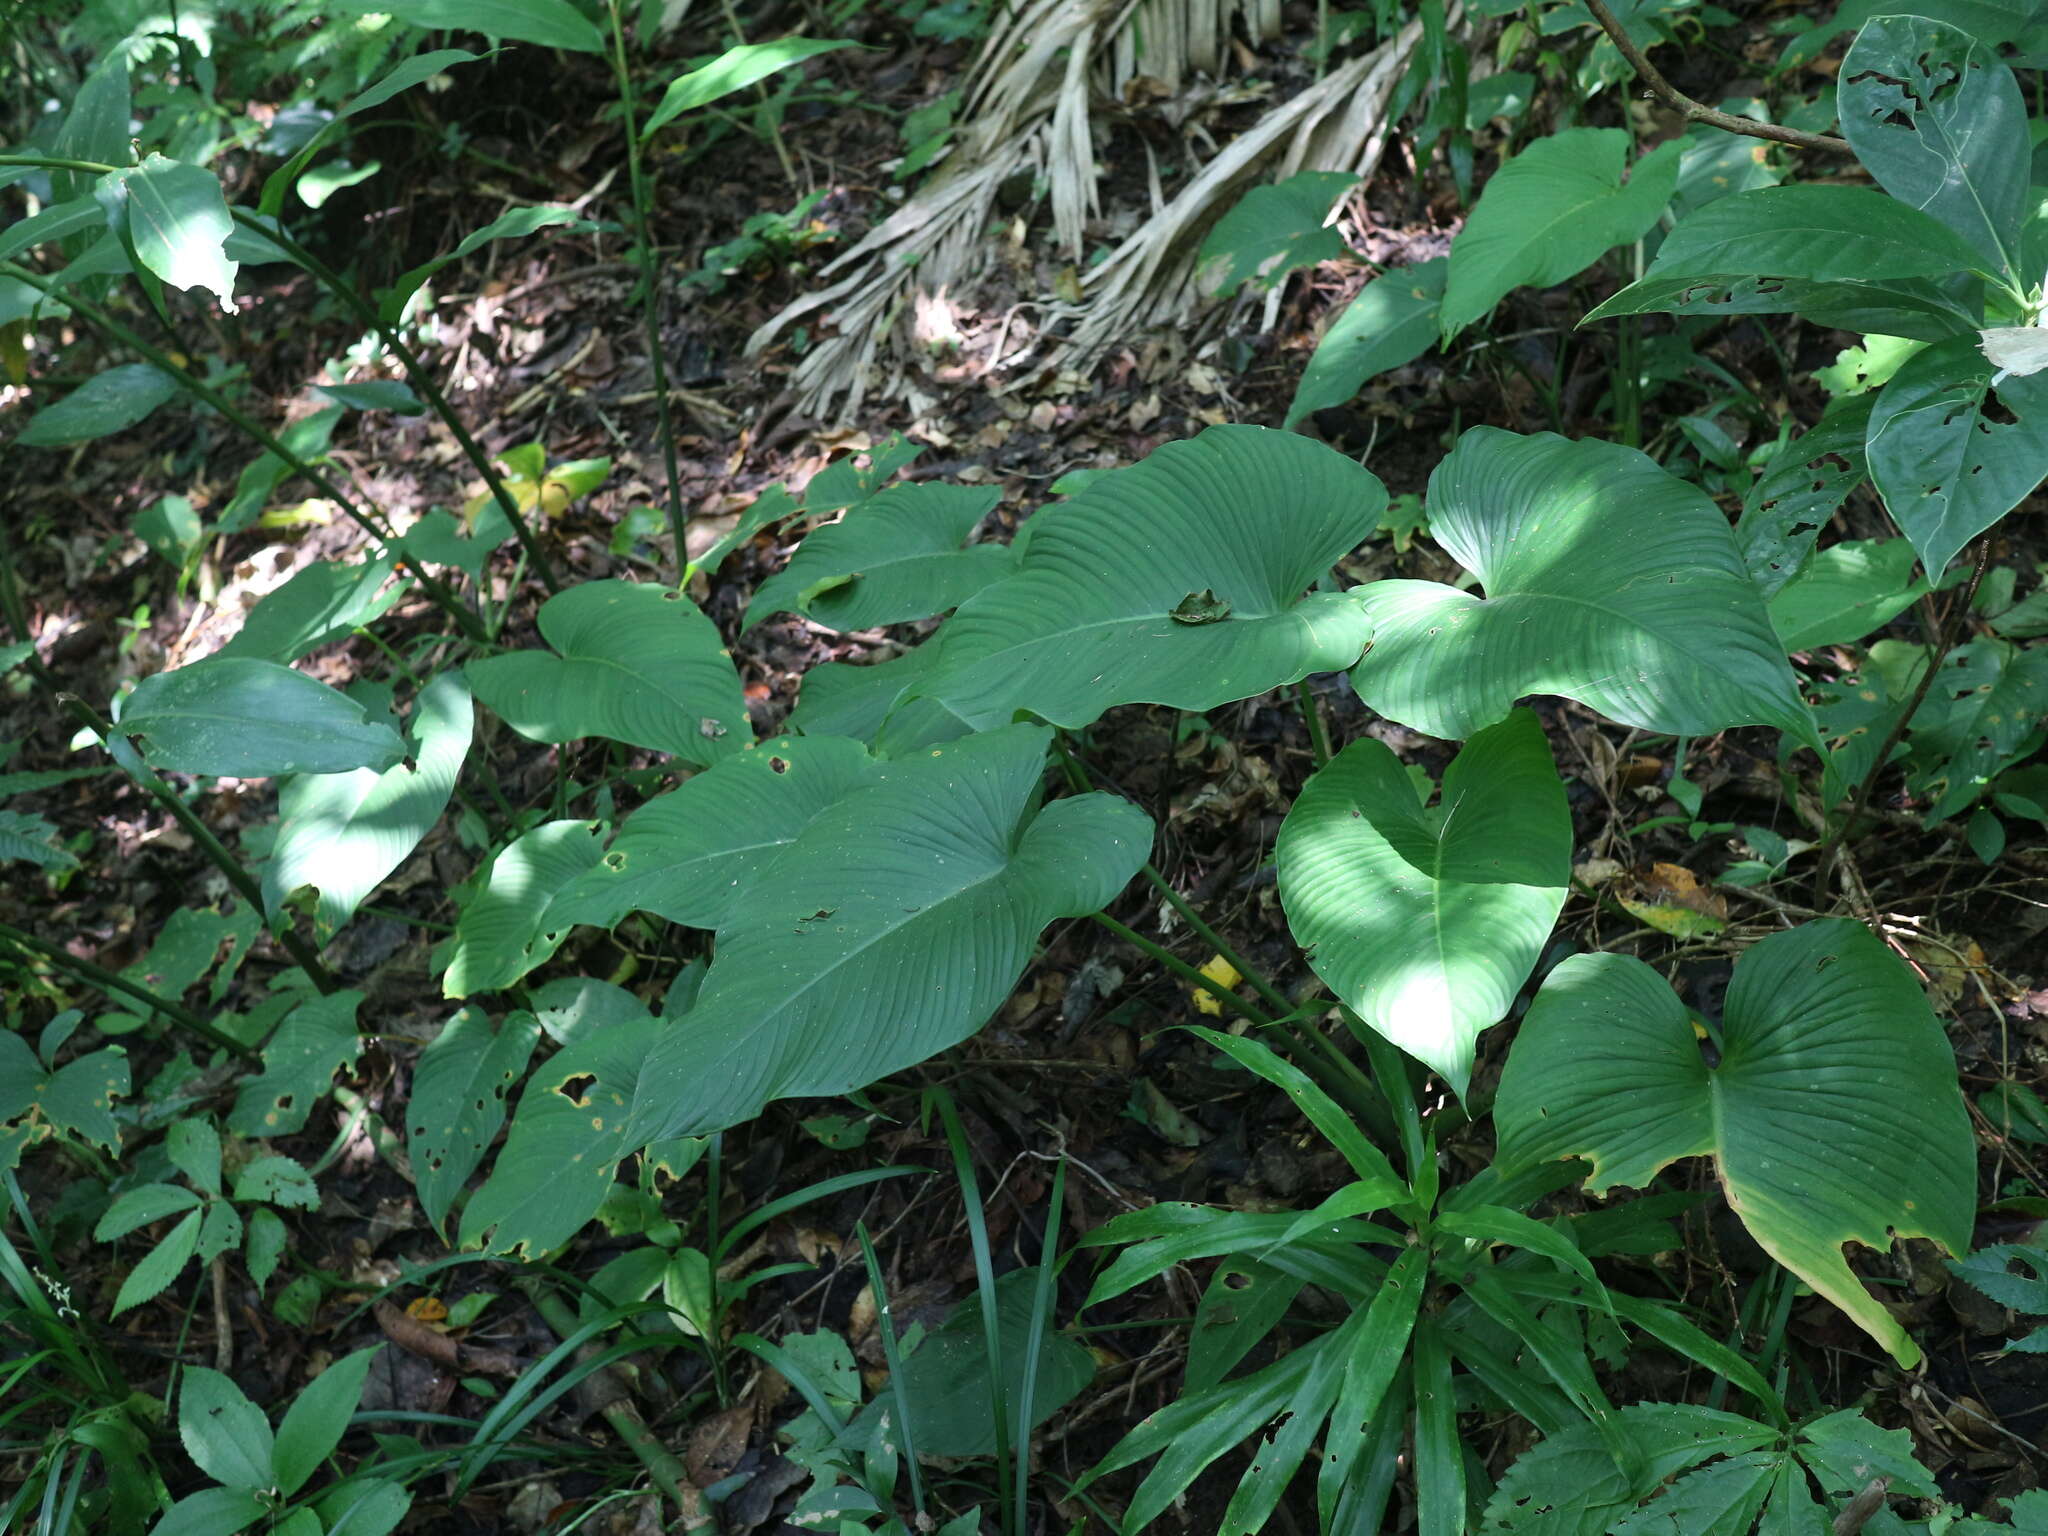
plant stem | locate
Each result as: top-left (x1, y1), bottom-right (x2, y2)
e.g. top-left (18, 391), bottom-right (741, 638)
top-left (1582, 0), bottom-right (1850, 153)
top-left (226, 211), bottom-right (561, 594)
top-left (1089, 913), bottom-right (1274, 1024)
top-left (606, 0), bottom-right (689, 574)
top-left (1811, 540), bottom-right (1992, 905)
top-left (0, 920), bottom-right (258, 1059)
top-left (1139, 862), bottom-right (1295, 1017)
top-left (1295, 678), bottom-right (1332, 768)
top-left (0, 262), bottom-right (490, 646)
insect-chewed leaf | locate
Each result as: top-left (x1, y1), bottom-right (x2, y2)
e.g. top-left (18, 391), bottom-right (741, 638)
top-left (442, 820), bottom-right (608, 999)
top-left (227, 991), bottom-right (365, 1137)
top-left (1351, 428), bottom-right (1814, 745)
top-left (1277, 709), bottom-right (1569, 1098)
top-left (910, 427), bottom-right (1384, 730)
top-left (408, 1007), bottom-right (542, 1238)
top-left (264, 670), bottom-right (473, 930)
top-left (545, 734), bottom-right (881, 933)
top-left (609, 724), bottom-right (1149, 1149)
top-left (745, 483), bottom-right (1011, 633)
top-left (94, 154), bottom-right (238, 308)
top-left (0, 1031), bottom-right (128, 1165)
top-left (467, 580), bottom-right (749, 767)
top-left (1495, 919), bottom-right (1974, 1366)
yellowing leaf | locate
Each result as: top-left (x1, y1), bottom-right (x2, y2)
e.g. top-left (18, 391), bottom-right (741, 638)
top-left (1193, 953), bottom-right (1241, 1015)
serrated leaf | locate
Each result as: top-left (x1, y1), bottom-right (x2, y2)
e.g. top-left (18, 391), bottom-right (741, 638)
top-left (232, 1155), bottom-right (319, 1208)
top-left (18, 363), bottom-right (179, 447)
top-left (442, 820), bottom-right (607, 998)
top-left (195, 1201), bottom-right (244, 1264)
top-left (0, 809), bottom-right (79, 869)
top-left (1352, 428), bottom-right (1812, 743)
top-left (314, 1477), bottom-right (412, 1536)
top-left (227, 992), bottom-right (364, 1137)
top-left (544, 734), bottom-right (881, 933)
top-left (1442, 129), bottom-right (1679, 339)
top-left (911, 426), bottom-right (1384, 730)
top-left (94, 155), bottom-right (237, 308)
top-left (1497, 919), bottom-right (1974, 1366)
top-left (1286, 257), bottom-right (1446, 428)
top-left (245, 1207), bottom-right (287, 1288)
top-left (96, 1182), bottom-right (202, 1241)
top-left (1867, 334), bottom-right (2048, 579)
top-left (613, 725), bottom-right (1149, 1151)
top-left (147, 1485), bottom-right (268, 1536)
top-left (113, 1207), bottom-right (202, 1315)
top-left (1798, 1408), bottom-right (1939, 1501)
top-left (1766, 539), bottom-right (1927, 652)
top-left (120, 656), bottom-right (406, 776)
top-left (274, 1344), bottom-right (382, 1496)
top-left (167, 1118), bottom-right (221, 1195)
top-left (1199, 170), bottom-right (1358, 293)
top-left (744, 483), bottom-right (1011, 632)
top-left (643, 37), bottom-right (855, 137)
top-left (179, 1366), bottom-right (276, 1491)
top-left (408, 1007), bottom-right (542, 1237)
top-left (1839, 14), bottom-right (2028, 279)
top-left (467, 580), bottom-right (749, 766)
top-left (264, 670), bottom-right (472, 929)
top-left (1277, 708), bottom-right (1568, 1097)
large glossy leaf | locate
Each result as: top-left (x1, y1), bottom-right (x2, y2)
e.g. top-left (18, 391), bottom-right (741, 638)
top-left (1351, 429), bottom-right (1812, 743)
top-left (93, 155), bottom-right (237, 309)
top-left (408, 1007), bottom-right (541, 1238)
top-left (1735, 395), bottom-right (1874, 598)
top-left (1766, 539), bottom-right (1927, 652)
top-left (643, 37), bottom-right (855, 137)
top-left (18, 363), bottom-right (179, 447)
top-left (909, 427), bottom-right (1384, 730)
top-left (1496, 919), bottom-right (1974, 1365)
top-left (1286, 258), bottom-right (1446, 429)
top-left (1583, 270), bottom-right (1979, 343)
top-left (119, 657), bottom-right (406, 777)
top-left (1276, 708), bottom-right (1569, 1097)
top-left (1867, 334), bottom-right (2048, 578)
top-left (612, 725), bottom-right (1149, 1148)
top-left (544, 734), bottom-right (880, 933)
top-left (264, 672), bottom-right (473, 929)
top-left (1441, 129), bottom-right (1679, 339)
top-left (442, 820), bottom-right (607, 998)
top-left (1199, 171), bottom-right (1359, 293)
top-left (1839, 14), bottom-right (2029, 280)
top-left (467, 580), bottom-right (749, 767)
top-left (1627, 186), bottom-right (1992, 285)
top-left (744, 483), bottom-right (1011, 633)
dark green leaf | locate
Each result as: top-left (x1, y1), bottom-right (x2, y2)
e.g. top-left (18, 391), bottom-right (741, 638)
top-left (18, 363), bottom-right (179, 447)
top-left (179, 1367), bottom-right (275, 1491)
top-left (228, 992), bottom-right (365, 1137)
top-left (1199, 171), bottom-right (1359, 293)
top-left (408, 1008), bottom-right (542, 1237)
top-left (1286, 258), bottom-right (1447, 428)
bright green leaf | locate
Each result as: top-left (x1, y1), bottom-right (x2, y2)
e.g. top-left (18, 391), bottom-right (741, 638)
top-left (1631, 185), bottom-right (1994, 285)
top-left (220, 552), bottom-right (405, 664)
top-left (274, 1345), bottom-right (382, 1496)
top-left (147, 1485), bottom-right (268, 1536)
top-left (112, 1207), bottom-right (201, 1315)
top-left (643, 37), bottom-right (856, 138)
top-left (179, 1367), bottom-right (276, 1492)
top-left (1350, 428), bottom-right (1812, 743)
top-left (467, 580), bottom-right (749, 766)
top-left (18, 363), bottom-right (179, 447)
top-left (407, 1007), bottom-right (542, 1236)
top-left (1584, 270), bottom-right (1978, 343)
top-left (1767, 538), bottom-right (1928, 652)
top-left (1286, 258), bottom-right (1446, 428)
top-left (94, 155), bottom-right (238, 308)
top-left (313, 379), bottom-right (424, 415)
top-left (119, 657), bottom-right (406, 777)
top-left (1496, 919), bottom-right (1974, 1366)
top-left (442, 820), bottom-right (608, 998)
top-left (1199, 171), bottom-right (1359, 293)
top-left (377, 205), bottom-right (598, 326)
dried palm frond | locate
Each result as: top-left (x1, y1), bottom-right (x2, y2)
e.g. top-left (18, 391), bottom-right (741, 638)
top-left (745, 0), bottom-right (1441, 420)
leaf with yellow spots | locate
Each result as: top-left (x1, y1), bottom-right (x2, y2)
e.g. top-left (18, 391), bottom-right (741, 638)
top-left (227, 991), bottom-right (364, 1138)
top-left (0, 1027), bottom-right (128, 1170)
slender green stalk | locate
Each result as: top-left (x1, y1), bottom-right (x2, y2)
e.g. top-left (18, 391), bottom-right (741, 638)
top-left (1088, 913), bottom-right (1274, 1024)
top-left (856, 1221), bottom-right (927, 1516)
top-left (604, 0), bottom-right (689, 571)
top-left (225, 211), bottom-right (561, 594)
top-left (0, 920), bottom-right (258, 1059)
top-left (929, 1088), bottom-right (1013, 1525)
top-left (1139, 862), bottom-right (1295, 1017)
top-left (1295, 678), bottom-right (1333, 768)
top-left (0, 262), bottom-right (490, 645)
top-left (1015, 1158), bottom-right (1066, 1536)
top-left (702, 1132), bottom-right (731, 1406)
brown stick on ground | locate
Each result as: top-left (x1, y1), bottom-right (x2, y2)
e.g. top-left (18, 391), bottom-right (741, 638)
top-left (1583, 0), bottom-right (1852, 153)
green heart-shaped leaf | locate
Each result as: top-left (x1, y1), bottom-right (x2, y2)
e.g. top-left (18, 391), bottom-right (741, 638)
top-left (1351, 428), bottom-right (1812, 743)
top-left (1496, 919), bottom-right (1974, 1366)
top-left (1277, 708), bottom-right (1569, 1097)
top-left (120, 657), bottom-right (406, 777)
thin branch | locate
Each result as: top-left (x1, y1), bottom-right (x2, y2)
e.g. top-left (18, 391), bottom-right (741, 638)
top-left (1583, 0), bottom-right (1852, 154)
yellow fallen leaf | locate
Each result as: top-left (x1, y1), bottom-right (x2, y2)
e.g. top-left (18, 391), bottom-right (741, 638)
top-left (1193, 953), bottom-right (1241, 1016)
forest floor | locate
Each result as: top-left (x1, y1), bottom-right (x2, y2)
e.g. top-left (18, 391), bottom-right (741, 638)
top-left (4, 4), bottom-right (2047, 1534)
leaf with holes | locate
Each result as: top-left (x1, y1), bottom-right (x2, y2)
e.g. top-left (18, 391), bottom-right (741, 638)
top-left (1200, 171), bottom-right (1359, 293)
top-left (409, 1008), bottom-right (542, 1238)
top-left (467, 580), bottom-right (748, 766)
top-left (264, 671), bottom-right (472, 930)
top-left (1286, 258), bottom-right (1446, 428)
top-left (0, 1031), bottom-right (126, 1169)
top-left (1441, 129), bottom-right (1679, 340)
top-left (608, 725), bottom-right (1148, 1152)
top-left (545, 735), bottom-right (881, 933)
top-left (1351, 428), bottom-right (1812, 743)
top-left (1839, 13), bottom-right (2029, 280)
top-left (1900, 639), bottom-right (2048, 820)
top-left (1496, 919), bottom-right (1973, 1365)
top-left (745, 483), bottom-right (1011, 633)
top-left (1735, 396), bottom-right (1874, 597)
top-left (910, 427), bottom-right (1383, 730)
top-left (119, 657), bottom-right (406, 777)
top-left (442, 820), bottom-right (608, 998)
top-left (93, 155), bottom-right (237, 309)
top-left (1867, 334), bottom-right (2048, 579)
top-left (460, 1008), bottom-right (665, 1256)
top-left (1276, 708), bottom-right (1569, 1098)
top-left (227, 991), bottom-right (365, 1137)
